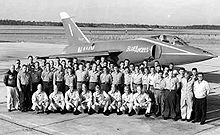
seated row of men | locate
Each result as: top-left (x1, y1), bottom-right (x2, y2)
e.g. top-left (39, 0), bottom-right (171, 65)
top-left (32, 83), bottom-right (151, 116)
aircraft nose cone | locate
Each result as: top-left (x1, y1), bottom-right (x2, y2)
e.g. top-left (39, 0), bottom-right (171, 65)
top-left (201, 50), bottom-right (217, 60)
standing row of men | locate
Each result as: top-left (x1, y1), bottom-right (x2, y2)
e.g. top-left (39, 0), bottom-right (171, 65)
top-left (3, 56), bottom-right (210, 124)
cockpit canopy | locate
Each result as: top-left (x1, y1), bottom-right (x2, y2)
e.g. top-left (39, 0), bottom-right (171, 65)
top-left (151, 34), bottom-right (188, 46)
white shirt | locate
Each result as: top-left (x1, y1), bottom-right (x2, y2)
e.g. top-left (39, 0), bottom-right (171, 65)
top-left (193, 80), bottom-right (210, 99)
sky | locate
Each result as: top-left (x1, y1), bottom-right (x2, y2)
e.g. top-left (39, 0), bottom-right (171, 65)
top-left (0, 0), bottom-right (220, 25)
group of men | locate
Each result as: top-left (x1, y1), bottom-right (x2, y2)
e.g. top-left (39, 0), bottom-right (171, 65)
top-left (3, 56), bottom-right (210, 125)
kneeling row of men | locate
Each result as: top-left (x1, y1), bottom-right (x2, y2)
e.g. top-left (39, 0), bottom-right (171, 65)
top-left (33, 83), bottom-right (151, 116)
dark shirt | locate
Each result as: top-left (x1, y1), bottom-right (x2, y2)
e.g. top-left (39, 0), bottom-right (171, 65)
top-left (3, 70), bottom-right (18, 87)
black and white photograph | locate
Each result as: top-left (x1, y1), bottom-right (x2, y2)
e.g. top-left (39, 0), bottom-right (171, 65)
top-left (0, 0), bottom-right (220, 134)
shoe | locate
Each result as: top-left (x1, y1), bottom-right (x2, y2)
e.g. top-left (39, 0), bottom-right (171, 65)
top-left (181, 119), bottom-right (186, 121)
top-left (145, 113), bottom-right (150, 117)
top-left (163, 117), bottom-right (168, 120)
top-left (200, 121), bottom-right (205, 125)
top-left (8, 109), bottom-right (12, 112)
top-left (173, 118), bottom-right (178, 121)
top-left (192, 120), bottom-right (199, 123)
top-left (186, 119), bottom-right (191, 122)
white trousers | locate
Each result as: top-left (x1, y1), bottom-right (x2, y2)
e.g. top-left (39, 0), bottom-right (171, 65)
top-left (6, 86), bottom-right (19, 110)
top-left (181, 93), bottom-right (193, 119)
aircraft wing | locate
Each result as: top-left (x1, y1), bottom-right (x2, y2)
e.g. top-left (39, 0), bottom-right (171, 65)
top-left (36, 50), bottom-right (122, 59)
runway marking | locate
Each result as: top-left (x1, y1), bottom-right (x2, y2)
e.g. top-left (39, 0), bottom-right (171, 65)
top-left (0, 113), bottom-right (68, 135)
top-left (207, 109), bottom-right (220, 114)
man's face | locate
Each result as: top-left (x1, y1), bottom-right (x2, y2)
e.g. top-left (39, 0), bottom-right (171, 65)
top-left (135, 67), bottom-right (139, 73)
top-left (192, 70), bottom-right (197, 76)
top-left (198, 74), bottom-right (203, 81)
top-left (16, 60), bottom-right (20, 66)
top-left (46, 64), bottom-right (50, 70)
top-left (37, 84), bottom-right (42, 92)
top-left (35, 62), bottom-right (39, 69)
top-left (95, 86), bottom-right (100, 93)
top-left (114, 66), bottom-right (118, 72)
top-left (22, 66), bottom-right (27, 72)
top-left (10, 65), bottom-right (15, 72)
top-left (79, 65), bottom-right (83, 70)
top-left (184, 72), bottom-right (190, 79)
top-left (129, 65), bottom-right (134, 71)
top-left (158, 72), bottom-right (163, 78)
top-left (58, 65), bottom-right (63, 71)
top-left (92, 64), bottom-right (97, 71)
top-left (150, 68), bottom-right (155, 73)
top-left (29, 57), bottom-right (33, 63)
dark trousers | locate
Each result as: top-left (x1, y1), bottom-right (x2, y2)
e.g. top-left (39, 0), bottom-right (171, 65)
top-left (19, 85), bottom-right (31, 111)
top-left (89, 82), bottom-right (97, 93)
top-left (65, 85), bottom-right (69, 93)
top-left (43, 82), bottom-right (53, 96)
top-left (100, 83), bottom-right (111, 93)
top-left (56, 81), bottom-right (64, 94)
top-left (118, 84), bottom-right (124, 94)
top-left (32, 82), bottom-right (41, 95)
top-left (194, 97), bottom-right (207, 123)
top-left (163, 90), bottom-right (178, 119)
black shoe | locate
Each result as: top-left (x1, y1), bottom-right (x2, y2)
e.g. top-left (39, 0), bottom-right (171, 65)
top-left (173, 118), bottom-right (178, 121)
top-left (181, 119), bottom-right (186, 121)
top-left (186, 119), bottom-right (191, 122)
top-left (8, 109), bottom-right (12, 112)
top-left (192, 120), bottom-right (199, 123)
top-left (145, 113), bottom-right (150, 117)
top-left (200, 121), bottom-right (205, 125)
top-left (163, 117), bottom-right (168, 120)
top-left (103, 111), bottom-right (109, 116)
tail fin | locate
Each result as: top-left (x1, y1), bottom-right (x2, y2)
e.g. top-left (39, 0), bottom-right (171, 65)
top-left (60, 12), bottom-right (90, 45)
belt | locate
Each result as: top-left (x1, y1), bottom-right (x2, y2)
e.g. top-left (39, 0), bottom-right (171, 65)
top-left (89, 82), bottom-right (97, 83)
top-left (77, 81), bottom-right (85, 83)
top-left (43, 81), bottom-right (52, 83)
top-left (133, 83), bottom-right (141, 85)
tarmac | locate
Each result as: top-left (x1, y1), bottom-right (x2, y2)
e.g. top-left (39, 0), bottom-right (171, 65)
top-left (0, 57), bottom-right (219, 135)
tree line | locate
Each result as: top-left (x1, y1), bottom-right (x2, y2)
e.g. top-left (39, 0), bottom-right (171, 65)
top-left (0, 19), bottom-right (220, 30)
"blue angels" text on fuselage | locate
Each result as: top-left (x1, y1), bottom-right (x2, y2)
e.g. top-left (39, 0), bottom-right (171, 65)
top-left (126, 46), bottom-right (149, 53)
top-left (78, 46), bottom-right (95, 53)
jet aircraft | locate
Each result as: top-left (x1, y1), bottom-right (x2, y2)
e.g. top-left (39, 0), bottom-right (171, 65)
top-left (36, 12), bottom-right (216, 65)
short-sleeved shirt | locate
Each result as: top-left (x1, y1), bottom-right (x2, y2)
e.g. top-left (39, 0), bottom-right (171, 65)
top-left (81, 91), bottom-right (92, 102)
top-left (153, 77), bottom-right (165, 90)
top-left (49, 91), bottom-right (65, 104)
top-left (124, 73), bottom-right (132, 85)
top-left (142, 74), bottom-right (149, 85)
top-left (75, 70), bottom-right (88, 82)
top-left (181, 77), bottom-right (194, 95)
top-left (111, 71), bottom-right (124, 85)
top-left (193, 80), bottom-right (210, 99)
top-left (122, 93), bottom-right (133, 103)
top-left (64, 74), bottom-right (76, 87)
top-left (132, 73), bottom-right (143, 84)
top-left (41, 70), bottom-right (53, 82)
top-left (108, 90), bottom-right (121, 102)
top-left (93, 91), bottom-right (109, 103)
top-left (88, 70), bottom-right (100, 83)
top-left (164, 76), bottom-right (179, 91)
top-left (148, 73), bottom-right (157, 86)
top-left (65, 90), bottom-right (80, 103)
top-left (17, 71), bottom-right (31, 85)
top-left (32, 91), bottom-right (49, 104)
top-left (54, 70), bottom-right (65, 82)
top-left (133, 93), bottom-right (151, 104)
top-left (100, 73), bottom-right (112, 84)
